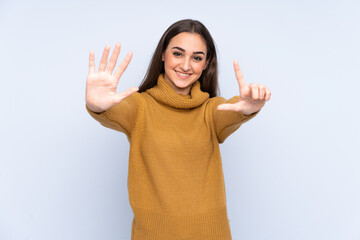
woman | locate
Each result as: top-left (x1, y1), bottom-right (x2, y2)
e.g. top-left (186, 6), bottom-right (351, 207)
top-left (85, 19), bottom-right (271, 240)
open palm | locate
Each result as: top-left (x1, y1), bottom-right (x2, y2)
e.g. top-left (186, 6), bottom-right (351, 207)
top-left (85, 42), bottom-right (138, 113)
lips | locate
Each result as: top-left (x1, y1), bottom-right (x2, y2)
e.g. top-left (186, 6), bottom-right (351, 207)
top-left (175, 70), bottom-right (192, 79)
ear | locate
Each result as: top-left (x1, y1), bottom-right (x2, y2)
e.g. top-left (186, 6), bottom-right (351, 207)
top-left (162, 53), bottom-right (165, 61)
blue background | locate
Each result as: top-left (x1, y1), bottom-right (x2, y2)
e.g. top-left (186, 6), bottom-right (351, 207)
top-left (1, 0), bottom-right (359, 239)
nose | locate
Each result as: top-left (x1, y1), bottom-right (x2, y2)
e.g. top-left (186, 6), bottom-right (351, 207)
top-left (180, 57), bottom-right (191, 72)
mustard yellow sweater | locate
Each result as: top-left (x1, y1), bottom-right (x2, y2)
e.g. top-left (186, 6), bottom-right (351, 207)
top-left (86, 74), bottom-right (259, 240)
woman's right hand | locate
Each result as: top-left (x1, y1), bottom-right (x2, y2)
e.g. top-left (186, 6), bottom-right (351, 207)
top-left (85, 42), bottom-right (139, 113)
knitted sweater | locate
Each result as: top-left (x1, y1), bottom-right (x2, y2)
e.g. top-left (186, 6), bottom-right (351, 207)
top-left (86, 74), bottom-right (259, 240)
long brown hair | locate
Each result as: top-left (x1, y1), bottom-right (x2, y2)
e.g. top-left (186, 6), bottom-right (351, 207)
top-left (138, 19), bottom-right (219, 97)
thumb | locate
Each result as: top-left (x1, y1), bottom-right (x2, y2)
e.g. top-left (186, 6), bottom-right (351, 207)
top-left (217, 103), bottom-right (240, 112)
top-left (114, 87), bottom-right (139, 104)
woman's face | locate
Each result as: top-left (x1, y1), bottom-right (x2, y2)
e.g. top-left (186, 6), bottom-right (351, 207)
top-left (162, 32), bottom-right (208, 95)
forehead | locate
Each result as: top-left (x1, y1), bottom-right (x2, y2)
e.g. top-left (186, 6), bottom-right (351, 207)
top-left (167, 32), bottom-right (207, 53)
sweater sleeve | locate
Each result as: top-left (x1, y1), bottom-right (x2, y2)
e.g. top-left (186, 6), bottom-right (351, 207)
top-left (85, 92), bottom-right (142, 138)
top-left (212, 96), bottom-right (260, 143)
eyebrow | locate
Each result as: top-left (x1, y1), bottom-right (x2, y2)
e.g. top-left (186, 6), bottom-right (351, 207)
top-left (171, 46), bottom-right (205, 56)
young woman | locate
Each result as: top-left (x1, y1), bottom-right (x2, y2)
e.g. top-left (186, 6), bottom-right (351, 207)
top-left (85, 19), bottom-right (271, 240)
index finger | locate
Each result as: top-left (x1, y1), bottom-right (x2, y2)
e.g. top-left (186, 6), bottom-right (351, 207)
top-left (233, 60), bottom-right (246, 88)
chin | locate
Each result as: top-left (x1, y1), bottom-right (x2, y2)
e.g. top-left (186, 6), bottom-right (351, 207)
top-left (176, 79), bottom-right (198, 91)
top-left (173, 74), bottom-right (198, 85)
top-left (173, 79), bottom-right (191, 88)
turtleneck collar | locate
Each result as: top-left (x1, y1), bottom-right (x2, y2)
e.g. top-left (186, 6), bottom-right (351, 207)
top-left (146, 74), bottom-right (209, 109)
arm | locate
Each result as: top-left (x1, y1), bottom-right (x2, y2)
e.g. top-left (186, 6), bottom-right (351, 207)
top-left (86, 92), bottom-right (141, 137)
top-left (212, 96), bottom-right (260, 143)
top-left (214, 60), bottom-right (271, 143)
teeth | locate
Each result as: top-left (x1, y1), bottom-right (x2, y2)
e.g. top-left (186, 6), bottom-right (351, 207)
top-left (177, 72), bottom-right (190, 76)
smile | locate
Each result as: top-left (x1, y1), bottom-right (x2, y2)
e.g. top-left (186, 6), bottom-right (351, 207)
top-left (175, 70), bottom-right (192, 79)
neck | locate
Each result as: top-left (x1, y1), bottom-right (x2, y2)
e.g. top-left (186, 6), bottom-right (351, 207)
top-left (145, 74), bottom-right (209, 109)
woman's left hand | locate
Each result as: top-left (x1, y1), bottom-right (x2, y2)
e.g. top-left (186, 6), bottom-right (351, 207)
top-left (217, 60), bottom-right (271, 115)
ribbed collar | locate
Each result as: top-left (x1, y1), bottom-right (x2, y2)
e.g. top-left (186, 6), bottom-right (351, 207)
top-left (146, 74), bottom-right (209, 109)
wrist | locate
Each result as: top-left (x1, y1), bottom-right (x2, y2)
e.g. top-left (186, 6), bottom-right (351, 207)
top-left (86, 103), bottom-right (105, 113)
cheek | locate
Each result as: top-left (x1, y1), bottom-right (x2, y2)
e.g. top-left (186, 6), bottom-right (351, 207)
top-left (164, 54), bottom-right (176, 67)
top-left (193, 63), bottom-right (206, 73)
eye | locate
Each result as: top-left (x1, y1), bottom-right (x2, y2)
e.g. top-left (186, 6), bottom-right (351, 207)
top-left (193, 56), bottom-right (203, 61)
top-left (173, 51), bottom-right (182, 57)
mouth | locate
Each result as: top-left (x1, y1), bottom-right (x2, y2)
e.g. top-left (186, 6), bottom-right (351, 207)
top-left (175, 70), bottom-right (192, 79)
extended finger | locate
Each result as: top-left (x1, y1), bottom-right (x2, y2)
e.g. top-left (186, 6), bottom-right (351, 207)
top-left (98, 44), bottom-right (110, 72)
top-left (106, 42), bottom-right (121, 74)
top-left (233, 60), bottom-right (246, 88)
top-left (89, 51), bottom-right (95, 74)
top-left (114, 51), bottom-right (133, 80)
